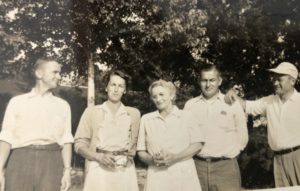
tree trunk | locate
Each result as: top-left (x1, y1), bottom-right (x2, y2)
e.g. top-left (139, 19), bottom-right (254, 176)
top-left (87, 54), bottom-right (95, 106)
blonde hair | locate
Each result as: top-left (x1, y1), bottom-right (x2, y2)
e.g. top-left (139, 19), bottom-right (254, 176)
top-left (148, 79), bottom-right (176, 101)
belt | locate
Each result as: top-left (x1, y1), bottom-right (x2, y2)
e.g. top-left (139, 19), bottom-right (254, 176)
top-left (96, 148), bottom-right (128, 156)
top-left (26, 143), bottom-right (61, 150)
top-left (274, 145), bottom-right (300, 155)
top-left (193, 155), bottom-right (231, 162)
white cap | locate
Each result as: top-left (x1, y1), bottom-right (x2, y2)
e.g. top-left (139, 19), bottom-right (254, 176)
top-left (268, 62), bottom-right (298, 79)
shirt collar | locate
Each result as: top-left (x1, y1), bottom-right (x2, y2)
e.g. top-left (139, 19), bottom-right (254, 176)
top-left (28, 88), bottom-right (54, 98)
top-left (101, 101), bottom-right (128, 116)
top-left (198, 91), bottom-right (224, 101)
top-left (153, 105), bottom-right (181, 119)
top-left (288, 89), bottom-right (299, 102)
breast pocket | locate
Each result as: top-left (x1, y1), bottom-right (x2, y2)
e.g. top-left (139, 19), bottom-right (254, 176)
top-left (217, 113), bottom-right (235, 132)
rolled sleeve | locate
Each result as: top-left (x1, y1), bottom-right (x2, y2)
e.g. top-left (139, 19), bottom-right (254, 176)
top-left (0, 99), bottom-right (18, 145)
top-left (0, 130), bottom-right (14, 145)
top-left (60, 133), bottom-right (74, 145)
top-left (59, 103), bottom-right (74, 145)
top-left (74, 107), bottom-right (93, 152)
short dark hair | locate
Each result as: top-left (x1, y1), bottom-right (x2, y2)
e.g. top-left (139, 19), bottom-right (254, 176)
top-left (198, 64), bottom-right (222, 78)
top-left (199, 63), bottom-right (220, 73)
top-left (105, 70), bottom-right (132, 89)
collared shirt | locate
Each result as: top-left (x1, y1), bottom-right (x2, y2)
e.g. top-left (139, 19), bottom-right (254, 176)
top-left (137, 106), bottom-right (204, 155)
top-left (246, 89), bottom-right (300, 151)
top-left (0, 89), bottom-right (74, 149)
top-left (74, 101), bottom-right (140, 156)
top-left (184, 92), bottom-right (248, 158)
top-left (96, 102), bottom-right (133, 151)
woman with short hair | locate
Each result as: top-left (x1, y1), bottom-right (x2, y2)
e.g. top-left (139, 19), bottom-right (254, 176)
top-left (74, 70), bottom-right (140, 191)
top-left (137, 79), bottom-right (204, 191)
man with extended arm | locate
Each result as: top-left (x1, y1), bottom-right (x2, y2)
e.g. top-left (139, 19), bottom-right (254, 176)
top-left (225, 62), bottom-right (300, 187)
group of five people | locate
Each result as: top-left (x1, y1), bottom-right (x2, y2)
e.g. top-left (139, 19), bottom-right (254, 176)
top-left (0, 57), bottom-right (299, 191)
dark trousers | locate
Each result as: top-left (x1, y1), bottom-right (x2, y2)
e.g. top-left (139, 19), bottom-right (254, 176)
top-left (5, 144), bottom-right (63, 191)
top-left (194, 158), bottom-right (241, 191)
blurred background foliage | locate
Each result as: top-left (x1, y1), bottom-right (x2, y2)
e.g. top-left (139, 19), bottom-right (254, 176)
top-left (1, 0), bottom-right (300, 189)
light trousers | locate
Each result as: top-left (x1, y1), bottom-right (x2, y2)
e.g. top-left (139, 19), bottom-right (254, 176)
top-left (274, 149), bottom-right (300, 187)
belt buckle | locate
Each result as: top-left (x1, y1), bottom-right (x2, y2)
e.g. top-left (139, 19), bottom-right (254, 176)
top-left (111, 151), bottom-right (118, 155)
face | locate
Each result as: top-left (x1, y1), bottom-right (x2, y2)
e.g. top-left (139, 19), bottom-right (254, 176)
top-left (106, 75), bottom-right (126, 103)
top-left (270, 73), bottom-right (295, 96)
top-left (36, 61), bottom-right (62, 89)
top-left (199, 69), bottom-right (222, 99)
top-left (150, 85), bottom-right (173, 111)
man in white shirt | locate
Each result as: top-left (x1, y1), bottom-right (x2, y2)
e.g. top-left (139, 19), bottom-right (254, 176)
top-left (184, 64), bottom-right (248, 191)
top-left (0, 57), bottom-right (74, 191)
top-left (225, 62), bottom-right (300, 187)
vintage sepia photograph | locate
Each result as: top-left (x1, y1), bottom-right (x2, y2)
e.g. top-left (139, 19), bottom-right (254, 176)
top-left (0, 0), bottom-right (300, 190)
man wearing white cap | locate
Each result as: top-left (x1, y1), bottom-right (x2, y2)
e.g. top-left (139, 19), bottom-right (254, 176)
top-left (225, 61), bottom-right (300, 187)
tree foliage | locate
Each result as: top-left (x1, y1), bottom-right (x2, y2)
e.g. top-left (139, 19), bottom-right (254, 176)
top-left (1, 0), bottom-right (300, 188)
top-left (0, 0), bottom-right (209, 91)
top-left (200, 0), bottom-right (300, 97)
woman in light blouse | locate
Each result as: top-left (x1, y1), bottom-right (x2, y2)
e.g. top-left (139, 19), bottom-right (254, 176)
top-left (137, 79), bottom-right (204, 191)
top-left (74, 70), bottom-right (140, 191)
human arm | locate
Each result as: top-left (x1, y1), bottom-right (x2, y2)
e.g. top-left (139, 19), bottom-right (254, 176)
top-left (155, 142), bottom-right (203, 167)
top-left (155, 111), bottom-right (204, 167)
top-left (0, 141), bottom-right (11, 191)
top-left (0, 99), bottom-right (17, 191)
top-left (136, 115), bottom-right (157, 166)
top-left (74, 107), bottom-right (115, 169)
top-left (224, 89), bottom-right (246, 110)
top-left (59, 103), bottom-right (73, 191)
top-left (127, 108), bottom-right (141, 157)
top-left (60, 143), bottom-right (72, 191)
top-left (75, 141), bottom-right (115, 169)
top-left (233, 102), bottom-right (249, 150)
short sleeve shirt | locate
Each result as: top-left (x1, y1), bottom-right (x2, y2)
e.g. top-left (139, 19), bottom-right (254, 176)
top-left (0, 89), bottom-right (74, 148)
top-left (137, 106), bottom-right (204, 155)
top-left (184, 92), bottom-right (248, 158)
top-left (246, 89), bottom-right (300, 150)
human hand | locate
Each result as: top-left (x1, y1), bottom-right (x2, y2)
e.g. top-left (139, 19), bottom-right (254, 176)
top-left (152, 151), bottom-right (164, 167)
top-left (95, 153), bottom-right (115, 169)
top-left (153, 151), bottom-right (176, 167)
top-left (224, 89), bottom-right (238, 105)
top-left (126, 156), bottom-right (134, 167)
top-left (60, 168), bottom-right (71, 191)
top-left (0, 170), bottom-right (5, 191)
